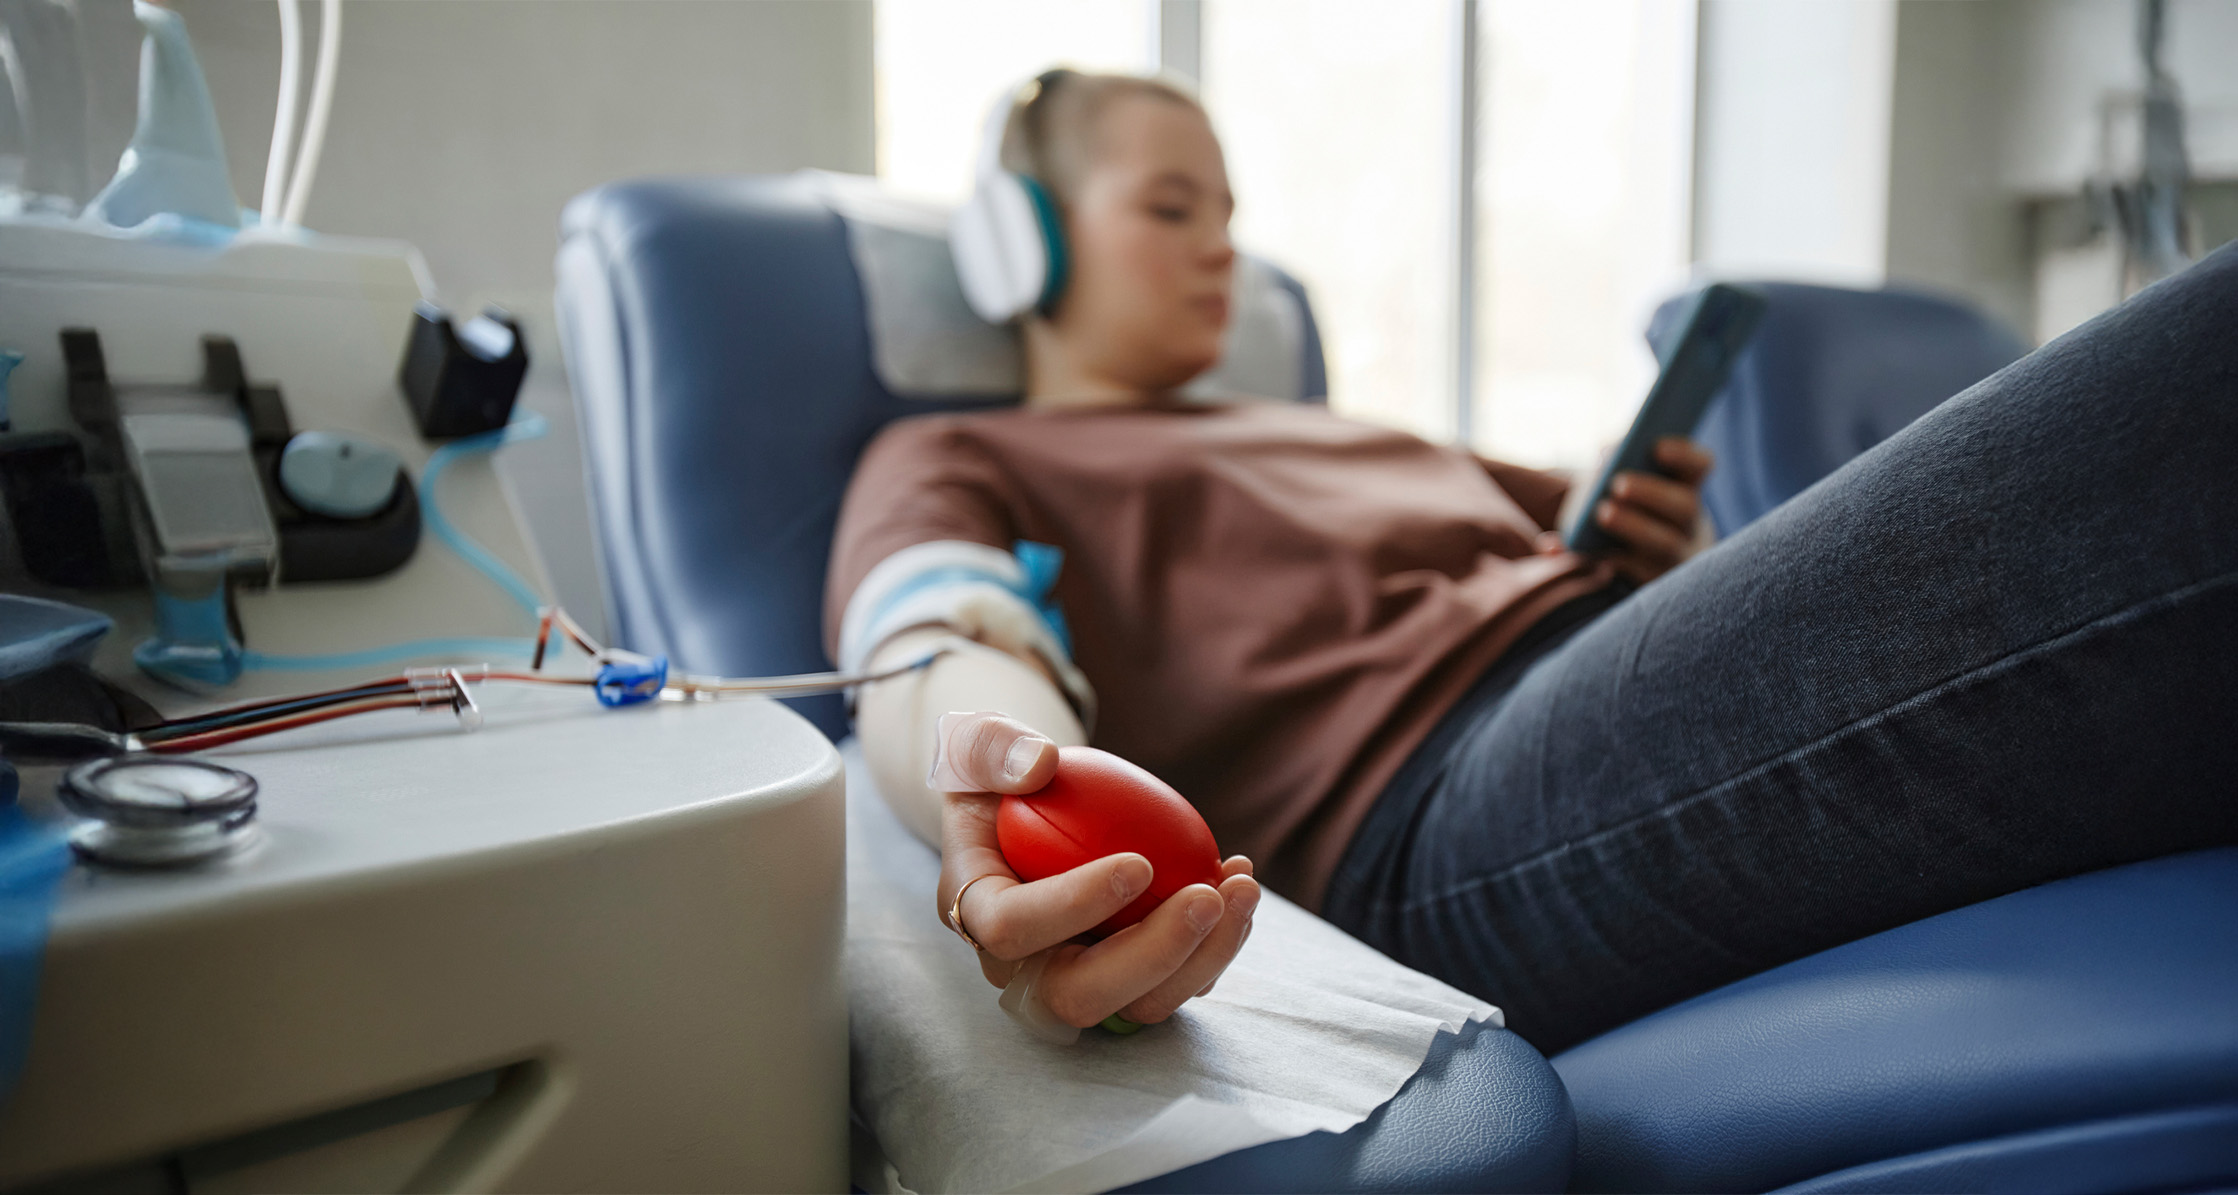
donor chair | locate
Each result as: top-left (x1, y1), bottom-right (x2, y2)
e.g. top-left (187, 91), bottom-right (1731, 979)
top-left (555, 172), bottom-right (2238, 1193)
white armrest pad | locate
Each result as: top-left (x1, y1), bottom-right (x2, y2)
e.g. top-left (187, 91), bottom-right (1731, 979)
top-left (842, 739), bottom-right (1498, 1195)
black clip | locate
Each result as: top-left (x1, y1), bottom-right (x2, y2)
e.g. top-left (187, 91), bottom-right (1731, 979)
top-left (397, 302), bottom-right (529, 438)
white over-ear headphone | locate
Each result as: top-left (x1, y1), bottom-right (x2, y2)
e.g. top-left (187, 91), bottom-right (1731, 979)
top-left (951, 71), bottom-right (1072, 324)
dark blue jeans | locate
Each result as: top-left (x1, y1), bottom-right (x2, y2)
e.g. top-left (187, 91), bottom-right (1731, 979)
top-left (1323, 240), bottom-right (2238, 1055)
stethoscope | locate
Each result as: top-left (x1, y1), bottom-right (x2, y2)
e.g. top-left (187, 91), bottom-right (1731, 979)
top-left (57, 755), bottom-right (261, 868)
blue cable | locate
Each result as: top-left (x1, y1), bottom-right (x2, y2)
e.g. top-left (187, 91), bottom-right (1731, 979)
top-left (241, 637), bottom-right (535, 672)
top-left (241, 413), bottom-right (550, 674)
top-left (418, 412), bottom-right (549, 619)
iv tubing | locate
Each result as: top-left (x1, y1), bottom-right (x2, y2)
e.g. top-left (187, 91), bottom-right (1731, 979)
top-left (278, 0), bottom-right (340, 226)
top-left (242, 637), bottom-right (534, 673)
top-left (27, 615), bottom-right (953, 758)
top-left (121, 639), bottom-right (951, 755)
top-left (417, 412), bottom-right (549, 620)
top-left (260, 0), bottom-right (302, 225)
top-left (240, 412), bottom-right (549, 673)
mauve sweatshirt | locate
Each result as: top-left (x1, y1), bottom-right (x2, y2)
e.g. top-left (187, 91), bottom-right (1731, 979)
top-left (827, 399), bottom-right (1609, 911)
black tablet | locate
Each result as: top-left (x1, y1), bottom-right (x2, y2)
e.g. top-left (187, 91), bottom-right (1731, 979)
top-left (1564, 282), bottom-right (1767, 555)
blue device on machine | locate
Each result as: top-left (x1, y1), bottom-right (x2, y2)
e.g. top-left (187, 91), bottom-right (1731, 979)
top-left (1565, 282), bottom-right (1767, 555)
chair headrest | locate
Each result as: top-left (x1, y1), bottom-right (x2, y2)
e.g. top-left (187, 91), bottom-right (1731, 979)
top-left (817, 171), bottom-right (1320, 403)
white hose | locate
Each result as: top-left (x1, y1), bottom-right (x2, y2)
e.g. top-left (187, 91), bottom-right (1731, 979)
top-left (259, 0), bottom-right (302, 225)
top-left (278, 0), bottom-right (340, 227)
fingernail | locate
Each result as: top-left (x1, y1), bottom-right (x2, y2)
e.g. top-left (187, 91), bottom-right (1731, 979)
top-left (1228, 883), bottom-right (1260, 917)
top-left (1001, 736), bottom-right (1045, 784)
top-left (1598, 500), bottom-right (1618, 523)
top-left (1184, 891), bottom-right (1223, 934)
top-left (1111, 855), bottom-right (1152, 899)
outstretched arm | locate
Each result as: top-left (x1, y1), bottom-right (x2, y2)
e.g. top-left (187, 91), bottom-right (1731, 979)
top-left (854, 632), bottom-right (1260, 1028)
top-left (855, 625), bottom-right (1086, 844)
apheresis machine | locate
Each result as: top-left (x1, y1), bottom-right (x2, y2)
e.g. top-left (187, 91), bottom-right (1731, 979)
top-left (0, 7), bottom-right (1524, 1192)
top-left (0, 5), bottom-right (870, 1191)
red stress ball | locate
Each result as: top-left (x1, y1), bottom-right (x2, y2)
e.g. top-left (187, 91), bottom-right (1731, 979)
top-left (997, 746), bottom-right (1224, 937)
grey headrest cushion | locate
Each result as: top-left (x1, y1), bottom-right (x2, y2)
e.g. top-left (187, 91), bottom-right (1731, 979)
top-left (816, 171), bottom-right (1307, 402)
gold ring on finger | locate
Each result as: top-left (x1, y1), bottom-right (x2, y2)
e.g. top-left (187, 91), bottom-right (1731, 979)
top-left (947, 872), bottom-right (1002, 952)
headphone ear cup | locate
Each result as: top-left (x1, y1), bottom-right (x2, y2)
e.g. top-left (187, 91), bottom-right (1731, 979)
top-left (1014, 175), bottom-right (1069, 316)
top-left (952, 173), bottom-right (1049, 323)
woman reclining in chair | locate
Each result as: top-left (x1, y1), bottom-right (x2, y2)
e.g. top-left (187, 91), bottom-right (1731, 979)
top-left (835, 69), bottom-right (2238, 1053)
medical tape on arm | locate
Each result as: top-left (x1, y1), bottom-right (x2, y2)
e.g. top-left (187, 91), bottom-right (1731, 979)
top-left (999, 951), bottom-right (1084, 1045)
top-left (839, 540), bottom-right (1096, 727)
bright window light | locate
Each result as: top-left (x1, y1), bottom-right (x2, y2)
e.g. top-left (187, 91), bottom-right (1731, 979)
top-left (1202, 0), bottom-right (1458, 441)
top-left (871, 0), bottom-right (1697, 474)
top-left (1474, 1), bottom-right (1697, 469)
top-left (874, 0), bottom-right (1155, 203)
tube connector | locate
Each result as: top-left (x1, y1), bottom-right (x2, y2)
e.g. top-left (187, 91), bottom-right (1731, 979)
top-left (595, 654), bottom-right (668, 707)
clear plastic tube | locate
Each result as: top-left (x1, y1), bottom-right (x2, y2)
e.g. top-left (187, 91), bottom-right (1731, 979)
top-left (418, 412), bottom-right (549, 619)
top-left (277, 0), bottom-right (339, 226)
top-left (242, 411), bottom-right (550, 672)
top-left (259, 0), bottom-right (301, 225)
top-left (242, 637), bottom-right (533, 673)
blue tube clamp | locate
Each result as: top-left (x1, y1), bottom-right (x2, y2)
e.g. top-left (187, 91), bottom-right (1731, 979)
top-left (595, 655), bottom-right (668, 707)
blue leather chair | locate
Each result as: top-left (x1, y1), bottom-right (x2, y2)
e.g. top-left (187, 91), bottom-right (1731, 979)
top-left (1554, 848), bottom-right (2238, 1192)
top-left (555, 173), bottom-right (1570, 1193)
top-left (1658, 283), bottom-right (2030, 537)
top-left (555, 174), bottom-right (2238, 1192)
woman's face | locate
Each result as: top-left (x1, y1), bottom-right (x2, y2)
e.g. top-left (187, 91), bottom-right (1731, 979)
top-left (1048, 95), bottom-right (1236, 391)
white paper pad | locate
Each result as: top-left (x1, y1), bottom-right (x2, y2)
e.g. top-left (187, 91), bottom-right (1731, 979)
top-left (842, 741), bottom-right (1499, 1194)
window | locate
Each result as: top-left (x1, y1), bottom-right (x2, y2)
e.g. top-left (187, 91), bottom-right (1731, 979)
top-left (874, 0), bottom-right (1154, 203)
top-left (1201, 0), bottom-right (1459, 440)
top-left (1472, 1), bottom-right (1697, 468)
top-left (873, 1), bottom-right (1699, 471)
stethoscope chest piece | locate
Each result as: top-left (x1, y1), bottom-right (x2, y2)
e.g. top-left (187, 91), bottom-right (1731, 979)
top-left (59, 756), bottom-right (260, 868)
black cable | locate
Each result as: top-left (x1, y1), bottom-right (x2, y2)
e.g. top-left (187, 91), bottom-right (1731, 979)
top-left (137, 681), bottom-right (420, 742)
top-left (0, 720), bottom-right (130, 762)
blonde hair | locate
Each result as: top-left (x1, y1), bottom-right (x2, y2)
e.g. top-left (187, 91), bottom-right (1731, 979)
top-left (997, 69), bottom-right (1207, 214)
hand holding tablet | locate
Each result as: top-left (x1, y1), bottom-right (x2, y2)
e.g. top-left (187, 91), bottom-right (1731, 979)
top-left (1565, 283), bottom-right (1767, 557)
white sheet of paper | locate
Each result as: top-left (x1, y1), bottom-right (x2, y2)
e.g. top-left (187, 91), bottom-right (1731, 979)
top-left (842, 741), bottom-right (1499, 1194)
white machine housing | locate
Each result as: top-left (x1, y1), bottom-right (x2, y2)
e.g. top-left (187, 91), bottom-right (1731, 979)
top-left (0, 218), bottom-right (850, 1191)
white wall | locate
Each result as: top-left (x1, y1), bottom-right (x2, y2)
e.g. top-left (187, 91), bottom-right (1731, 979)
top-left (1997, 0), bottom-right (2238, 195)
top-left (1692, 0), bottom-right (1898, 286)
top-left (1897, 0), bottom-right (2238, 340)
top-left (172, 0), bottom-right (875, 636)
top-left (1695, 0), bottom-right (2237, 341)
top-left (1883, 0), bottom-right (2031, 332)
top-left (182, 0), bottom-right (874, 301)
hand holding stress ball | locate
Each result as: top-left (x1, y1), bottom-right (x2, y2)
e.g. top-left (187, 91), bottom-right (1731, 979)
top-left (997, 747), bottom-right (1226, 937)
top-left (932, 712), bottom-right (1256, 1030)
